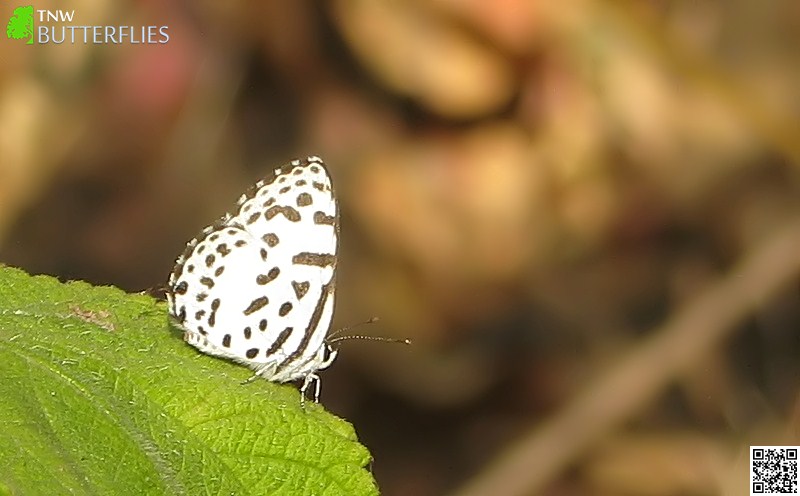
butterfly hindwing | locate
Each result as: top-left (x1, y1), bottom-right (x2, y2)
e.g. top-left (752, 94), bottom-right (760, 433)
top-left (167, 156), bottom-right (339, 384)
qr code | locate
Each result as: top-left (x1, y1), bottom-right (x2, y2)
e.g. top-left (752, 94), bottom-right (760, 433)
top-left (751, 446), bottom-right (799, 495)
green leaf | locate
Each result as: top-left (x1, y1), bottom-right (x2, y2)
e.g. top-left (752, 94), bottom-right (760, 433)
top-left (0, 265), bottom-right (378, 496)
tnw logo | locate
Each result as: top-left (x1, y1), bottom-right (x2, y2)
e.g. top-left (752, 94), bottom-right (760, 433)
top-left (6, 5), bottom-right (34, 45)
top-left (6, 5), bottom-right (168, 45)
top-left (6, 7), bottom-right (77, 44)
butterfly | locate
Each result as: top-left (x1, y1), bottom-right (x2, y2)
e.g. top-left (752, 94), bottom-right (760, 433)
top-left (166, 156), bottom-right (341, 402)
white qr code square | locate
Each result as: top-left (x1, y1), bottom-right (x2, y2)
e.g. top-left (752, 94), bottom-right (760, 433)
top-left (751, 446), bottom-right (799, 495)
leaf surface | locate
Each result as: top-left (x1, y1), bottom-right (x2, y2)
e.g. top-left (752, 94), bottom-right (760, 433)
top-left (0, 265), bottom-right (377, 496)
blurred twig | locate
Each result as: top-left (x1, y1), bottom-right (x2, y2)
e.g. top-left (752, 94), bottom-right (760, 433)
top-left (452, 217), bottom-right (800, 496)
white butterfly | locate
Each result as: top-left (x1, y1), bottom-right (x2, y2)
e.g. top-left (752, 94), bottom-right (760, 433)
top-left (166, 156), bottom-right (339, 402)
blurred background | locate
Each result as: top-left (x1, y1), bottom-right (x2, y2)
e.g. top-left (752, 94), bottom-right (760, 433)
top-left (2, 1), bottom-right (800, 495)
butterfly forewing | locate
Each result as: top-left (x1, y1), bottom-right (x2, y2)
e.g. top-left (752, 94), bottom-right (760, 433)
top-left (167, 156), bottom-right (339, 384)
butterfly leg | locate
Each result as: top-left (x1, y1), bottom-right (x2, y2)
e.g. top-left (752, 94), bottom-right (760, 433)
top-left (318, 346), bottom-right (338, 370)
top-left (299, 373), bottom-right (321, 408)
top-left (241, 362), bottom-right (277, 385)
top-left (241, 374), bottom-right (259, 385)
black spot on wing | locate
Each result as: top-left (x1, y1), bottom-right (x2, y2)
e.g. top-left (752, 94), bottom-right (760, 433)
top-left (265, 206), bottom-right (301, 222)
top-left (256, 267), bottom-right (280, 285)
top-left (292, 252), bottom-right (335, 268)
top-left (266, 327), bottom-right (293, 356)
top-left (313, 211), bottom-right (335, 226)
top-left (292, 281), bottom-right (310, 299)
top-left (297, 193), bottom-right (313, 207)
top-left (262, 233), bottom-right (279, 247)
top-left (243, 296), bottom-right (269, 315)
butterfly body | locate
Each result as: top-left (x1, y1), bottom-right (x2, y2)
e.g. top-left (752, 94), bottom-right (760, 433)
top-left (166, 156), bottom-right (339, 400)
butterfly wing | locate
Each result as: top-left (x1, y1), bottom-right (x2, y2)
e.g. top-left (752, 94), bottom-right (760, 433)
top-left (167, 157), bottom-right (339, 382)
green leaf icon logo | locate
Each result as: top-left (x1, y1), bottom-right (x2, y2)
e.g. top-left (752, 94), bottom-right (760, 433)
top-left (7, 5), bottom-right (34, 45)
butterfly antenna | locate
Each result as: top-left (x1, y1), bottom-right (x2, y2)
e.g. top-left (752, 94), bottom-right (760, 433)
top-left (327, 317), bottom-right (411, 346)
top-left (327, 316), bottom-right (380, 340)
top-left (328, 334), bottom-right (412, 346)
